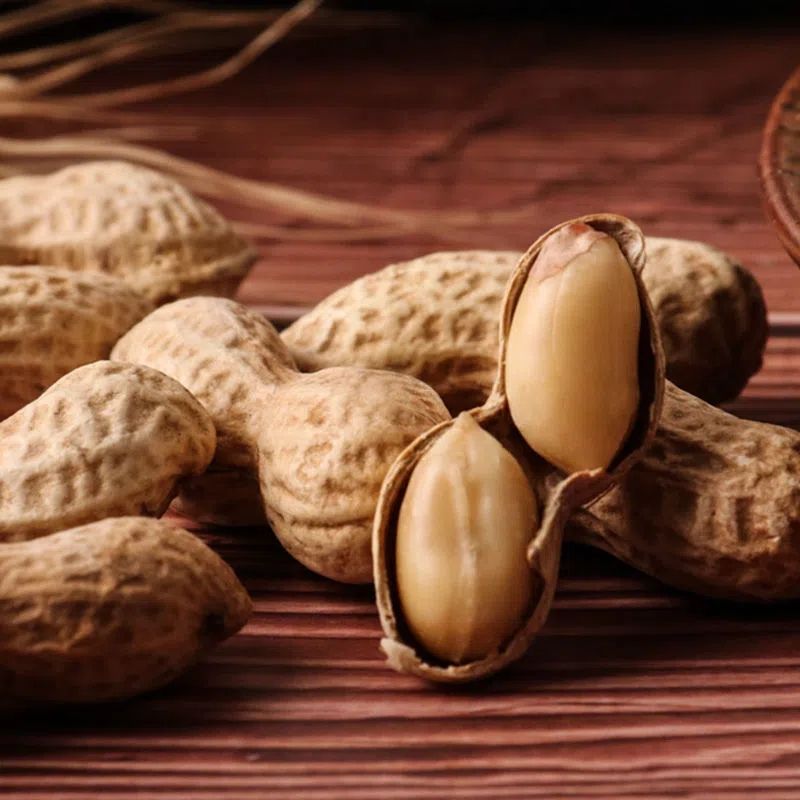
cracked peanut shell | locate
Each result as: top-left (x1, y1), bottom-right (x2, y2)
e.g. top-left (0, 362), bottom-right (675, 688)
top-left (0, 266), bottom-right (153, 418)
top-left (0, 516), bottom-right (251, 709)
top-left (374, 214), bottom-right (665, 682)
top-left (0, 161), bottom-right (257, 304)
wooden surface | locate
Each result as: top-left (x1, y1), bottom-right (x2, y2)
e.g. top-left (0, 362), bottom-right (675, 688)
top-left (4, 14), bottom-right (800, 800)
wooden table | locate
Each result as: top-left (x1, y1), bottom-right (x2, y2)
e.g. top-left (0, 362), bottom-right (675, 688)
top-left (3, 14), bottom-right (800, 799)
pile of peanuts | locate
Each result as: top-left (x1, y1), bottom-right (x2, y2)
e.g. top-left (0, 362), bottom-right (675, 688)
top-left (1, 160), bottom-right (794, 706)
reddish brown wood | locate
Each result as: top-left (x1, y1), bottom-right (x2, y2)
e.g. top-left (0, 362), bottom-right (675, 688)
top-left (3, 15), bottom-right (800, 800)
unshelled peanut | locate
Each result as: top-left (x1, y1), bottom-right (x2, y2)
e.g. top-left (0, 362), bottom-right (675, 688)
top-left (0, 517), bottom-right (251, 708)
top-left (283, 237), bottom-right (766, 410)
top-left (0, 266), bottom-right (153, 418)
top-left (0, 360), bottom-right (216, 542)
top-left (0, 161), bottom-right (257, 304)
top-left (568, 381), bottom-right (800, 602)
top-left (112, 298), bottom-right (449, 584)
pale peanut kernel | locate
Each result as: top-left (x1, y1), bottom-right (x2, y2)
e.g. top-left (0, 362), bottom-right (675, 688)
top-left (505, 223), bottom-right (641, 473)
top-left (395, 413), bottom-right (539, 664)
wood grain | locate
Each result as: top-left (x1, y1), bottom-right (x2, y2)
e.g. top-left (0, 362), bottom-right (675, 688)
top-left (3, 13), bottom-right (800, 800)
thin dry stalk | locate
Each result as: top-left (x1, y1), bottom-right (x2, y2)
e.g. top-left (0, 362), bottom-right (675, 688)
top-left (0, 133), bottom-right (540, 236)
top-left (51, 0), bottom-right (323, 109)
top-left (232, 221), bottom-right (414, 243)
top-left (0, 3), bottom-right (514, 245)
top-left (0, 98), bottom-right (177, 124)
top-left (0, 0), bottom-right (107, 40)
top-left (0, 11), bottom-right (275, 75)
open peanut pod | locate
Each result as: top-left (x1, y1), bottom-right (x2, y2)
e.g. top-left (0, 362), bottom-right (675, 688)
top-left (373, 214), bottom-right (665, 682)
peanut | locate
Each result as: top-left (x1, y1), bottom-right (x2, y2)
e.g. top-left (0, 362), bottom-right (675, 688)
top-left (282, 237), bottom-right (765, 410)
top-left (0, 161), bottom-right (257, 304)
top-left (0, 517), bottom-right (251, 708)
top-left (0, 360), bottom-right (216, 542)
top-left (505, 223), bottom-right (641, 473)
top-left (0, 266), bottom-right (153, 418)
top-left (568, 381), bottom-right (800, 602)
top-left (374, 215), bottom-right (665, 681)
top-left (396, 413), bottom-right (538, 664)
top-left (112, 298), bottom-right (449, 583)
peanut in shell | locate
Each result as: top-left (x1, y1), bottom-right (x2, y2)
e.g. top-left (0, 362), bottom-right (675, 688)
top-left (0, 360), bottom-right (216, 542)
top-left (569, 381), bottom-right (800, 602)
top-left (373, 214), bottom-right (665, 682)
top-left (0, 266), bottom-right (153, 418)
top-left (113, 298), bottom-right (449, 584)
top-left (0, 160), bottom-right (257, 304)
top-left (0, 516), bottom-right (251, 709)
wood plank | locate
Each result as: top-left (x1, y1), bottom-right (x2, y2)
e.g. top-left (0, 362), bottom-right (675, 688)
top-left (3, 10), bottom-right (800, 800)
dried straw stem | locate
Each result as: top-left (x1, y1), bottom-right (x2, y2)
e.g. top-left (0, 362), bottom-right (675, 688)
top-left (0, 3), bottom-right (515, 245)
top-left (46, 0), bottom-right (323, 109)
top-left (0, 133), bottom-right (538, 237)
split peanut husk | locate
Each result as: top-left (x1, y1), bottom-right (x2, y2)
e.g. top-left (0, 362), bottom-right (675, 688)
top-left (373, 214), bottom-right (665, 682)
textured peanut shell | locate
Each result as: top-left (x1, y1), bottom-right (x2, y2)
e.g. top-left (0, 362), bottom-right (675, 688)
top-left (0, 161), bottom-right (257, 304)
top-left (0, 266), bottom-right (153, 418)
top-left (568, 381), bottom-right (800, 602)
top-left (0, 361), bottom-right (216, 542)
top-left (262, 368), bottom-right (449, 583)
top-left (374, 214), bottom-right (665, 682)
top-left (643, 238), bottom-right (767, 404)
top-left (113, 298), bottom-right (449, 583)
top-left (282, 237), bottom-right (765, 410)
top-left (0, 517), bottom-right (251, 709)
top-left (113, 296), bottom-right (296, 473)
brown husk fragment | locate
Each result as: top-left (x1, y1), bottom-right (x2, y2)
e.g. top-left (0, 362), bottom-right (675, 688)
top-left (373, 214), bottom-right (665, 682)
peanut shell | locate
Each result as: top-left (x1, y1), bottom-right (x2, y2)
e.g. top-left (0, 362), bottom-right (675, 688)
top-left (374, 214), bottom-right (665, 682)
top-left (283, 250), bottom-right (517, 413)
top-left (644, 237), bottom-right (767, 404)
top-left (0, 161), bottom-right (257, 304)
top-left (568, 381), bottom-right (800, 602)
top-left (113, 299), bottom-right (449, 583)
top-left (0, 517), bottom-right (251, 708)
top-left (0, 266), bottom-right (153, 418)
top-left (0, 360), bottom-right (216, 542)
top-left (282, 237), bottom-right (765, 409)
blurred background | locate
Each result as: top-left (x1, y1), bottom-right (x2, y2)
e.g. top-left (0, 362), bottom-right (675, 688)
top-left (1, 1), bottom-right (799, 327)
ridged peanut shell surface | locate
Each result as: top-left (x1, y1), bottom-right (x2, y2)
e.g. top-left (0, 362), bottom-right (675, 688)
top-left (283, 251), bottom-right (516, 413)
top-left (643, 237), bottom-right (767, 404)
top-left (282, 238), bottom-right (764, 409)
top-left (0, 517), bottom-right (251, 708)
top-left (113, 298), bottom-right (450, 583)
top-left (263, 367), bottom-right (450, 583)
top-left (0, 161), bottom-right (257, 304)
top-left (0, 361), bottom-right (216, 542)
top-left (113, 297), bottom-right (296, 472)
top-left (568, 381), bottom-right (800, 601)
top-left (374, 214), bottom-right (665, 682)
top-left (0, 266), bottom-right (153, 418)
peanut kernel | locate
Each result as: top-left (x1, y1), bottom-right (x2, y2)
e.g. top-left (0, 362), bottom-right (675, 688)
top-left (395, 413), bottom-right (538, 664)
